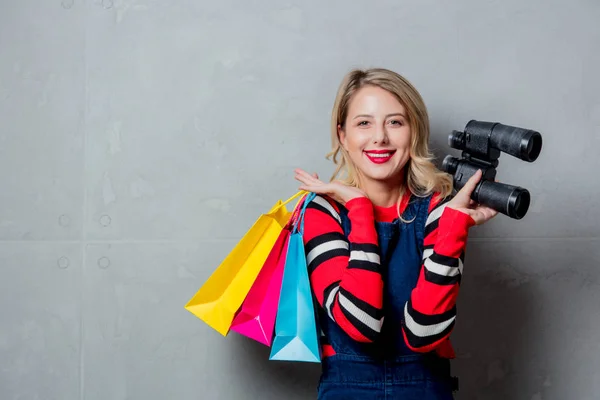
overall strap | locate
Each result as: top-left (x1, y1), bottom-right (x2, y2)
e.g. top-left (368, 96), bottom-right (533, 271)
top-left (413, 193), bottom-right (434, 253)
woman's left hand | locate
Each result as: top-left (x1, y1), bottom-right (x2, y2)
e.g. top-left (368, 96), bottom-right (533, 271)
top-left (446, 169), bottom-right (499, 226)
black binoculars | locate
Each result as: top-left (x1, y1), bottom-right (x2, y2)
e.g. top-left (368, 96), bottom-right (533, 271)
top-left (442, 120), bottom-right (543, 220)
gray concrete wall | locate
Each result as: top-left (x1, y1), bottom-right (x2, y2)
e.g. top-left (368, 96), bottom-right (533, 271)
top-left (1, 1), bottom-right (598, 399)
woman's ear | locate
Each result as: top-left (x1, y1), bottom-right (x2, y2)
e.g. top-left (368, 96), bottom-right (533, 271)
top-left (338, 124), bottom-right (347, 150)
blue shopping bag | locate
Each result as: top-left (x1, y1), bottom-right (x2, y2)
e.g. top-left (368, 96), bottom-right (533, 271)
top-left (269, 192), bottom-right (321, 363)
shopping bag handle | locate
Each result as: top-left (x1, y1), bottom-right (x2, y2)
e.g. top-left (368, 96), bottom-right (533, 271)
top-left (292, 192), bottom-right (317, 235)
top-left (276, 190), bottom-right (308, 211)
top-left (286, 190), bottom-right (313, 231)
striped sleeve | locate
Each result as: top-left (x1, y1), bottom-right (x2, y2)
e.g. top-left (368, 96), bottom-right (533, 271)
top-left (303, 195), bottom-right (384, 343)
top-left (402, 193), bottom-right (476, 353)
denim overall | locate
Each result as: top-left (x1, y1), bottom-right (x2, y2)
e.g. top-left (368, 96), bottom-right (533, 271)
top-left (316, 194), bottom-right (458, 400)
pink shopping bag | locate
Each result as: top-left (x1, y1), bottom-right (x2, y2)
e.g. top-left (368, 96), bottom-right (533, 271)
top-left (229, 227), bottom-right (291, 345)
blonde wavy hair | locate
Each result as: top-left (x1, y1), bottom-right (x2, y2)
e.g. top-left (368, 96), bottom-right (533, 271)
top-left (326, 68), bottom-right (454, 215)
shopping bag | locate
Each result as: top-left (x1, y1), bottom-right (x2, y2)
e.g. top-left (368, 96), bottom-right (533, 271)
top-left (230, 193), bottom-right (309, 345)
top-left (184, 191), bottom-right (306, 336)
top-left (269, 192), bottom-right (322, 363)
top-left (229, 225), bottom-right (291, 345)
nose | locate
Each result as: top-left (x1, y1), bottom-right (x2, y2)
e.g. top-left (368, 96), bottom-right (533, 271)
top-left (372, 122), bottom-right (389, 145)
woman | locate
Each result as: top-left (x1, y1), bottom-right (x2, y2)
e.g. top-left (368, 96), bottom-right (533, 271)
top-left (294, 68), bottom-right (498, 399)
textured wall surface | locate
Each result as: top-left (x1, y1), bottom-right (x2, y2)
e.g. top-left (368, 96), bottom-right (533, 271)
top-left (1, 1), bottom-right (599, 399)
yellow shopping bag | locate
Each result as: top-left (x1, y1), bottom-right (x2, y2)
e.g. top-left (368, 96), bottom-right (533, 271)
top-left (185, 190), bottom-right (307, 336)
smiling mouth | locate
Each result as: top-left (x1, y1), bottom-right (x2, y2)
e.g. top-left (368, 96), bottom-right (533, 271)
top-left (364, 150), bottom-right (396, 164)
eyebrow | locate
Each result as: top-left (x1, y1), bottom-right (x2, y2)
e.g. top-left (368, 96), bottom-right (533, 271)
top-left (353, 113), bottom-right (406, 119)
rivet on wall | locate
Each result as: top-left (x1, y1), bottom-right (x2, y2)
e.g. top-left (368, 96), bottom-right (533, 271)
top-left (100, 215), bottom-right (112, 227)
top-left (98, 257), bottom-right (111, 269)
top-left (57, 256), bottom-right (70, 269)
top-left (58, 214), bottom-right (71, 227)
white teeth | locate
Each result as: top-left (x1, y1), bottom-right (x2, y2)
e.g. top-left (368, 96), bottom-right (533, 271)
top-left (366, 153), bottom-right (392, 158)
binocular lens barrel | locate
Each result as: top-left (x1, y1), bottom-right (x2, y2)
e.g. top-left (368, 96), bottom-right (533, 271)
top-left (449, 121), bottom-right (543, 162)
top-left (519, 130), bottom-right (543, 162)
top-left (441, 156), bottom-right (531, 220)
top-left (464, 120), bottom-right (543, 162)
top-left (477, 180), bottom-right (531, 220)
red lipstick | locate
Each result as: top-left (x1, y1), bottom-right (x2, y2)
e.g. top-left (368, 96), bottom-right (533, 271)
top-left (364, 150), bottom-right (396, 164)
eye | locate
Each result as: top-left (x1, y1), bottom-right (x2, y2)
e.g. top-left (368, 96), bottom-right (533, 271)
top-left (357, 120), bottom-right (370, 126)
top-left (389, 120), bottom-right (404, 126)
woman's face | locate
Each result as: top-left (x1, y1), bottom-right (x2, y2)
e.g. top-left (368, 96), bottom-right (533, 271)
top-left (339, 85), bottom-right (412, 185)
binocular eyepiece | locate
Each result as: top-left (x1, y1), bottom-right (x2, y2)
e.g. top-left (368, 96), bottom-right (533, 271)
top-left (442, 120), bottom-right (543, 220)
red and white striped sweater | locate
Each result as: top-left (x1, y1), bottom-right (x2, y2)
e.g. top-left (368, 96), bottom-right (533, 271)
top-left (302, 192), bottom-right (475, 359)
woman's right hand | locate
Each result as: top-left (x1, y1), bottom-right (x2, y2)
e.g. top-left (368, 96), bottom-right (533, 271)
top-left (294, 168), bottom-right (367, 206)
